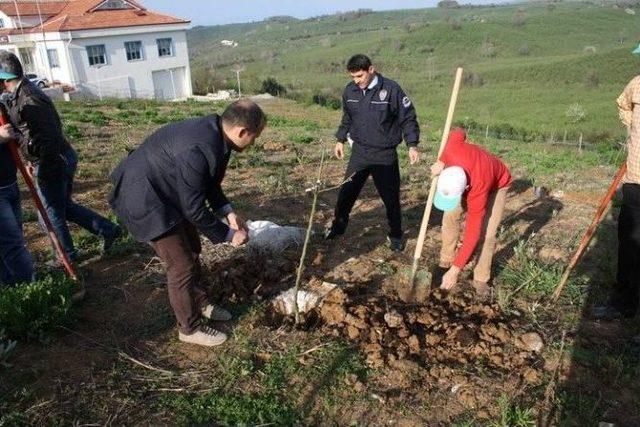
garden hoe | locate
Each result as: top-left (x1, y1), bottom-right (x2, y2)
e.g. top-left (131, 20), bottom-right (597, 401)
top-left (400, 67), bottom-right (463, 303)
top-left (0, 106), bottom-right (82, 297)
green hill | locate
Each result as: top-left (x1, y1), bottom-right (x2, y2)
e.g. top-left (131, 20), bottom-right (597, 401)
top-left (187, 2), bottom-right (640, 143)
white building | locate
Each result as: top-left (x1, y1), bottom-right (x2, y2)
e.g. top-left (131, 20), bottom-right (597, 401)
top-left (0, 0), bottom-right (193, 100)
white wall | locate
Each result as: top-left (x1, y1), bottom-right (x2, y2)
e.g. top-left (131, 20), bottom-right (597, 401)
top-left (68, 28), bottom-right (192, 99)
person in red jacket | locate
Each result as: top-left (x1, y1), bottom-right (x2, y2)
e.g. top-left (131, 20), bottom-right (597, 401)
top-left (430, 128), bottom-right (512, 296)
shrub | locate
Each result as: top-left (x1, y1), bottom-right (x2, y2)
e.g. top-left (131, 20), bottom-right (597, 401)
top-left (261, 77), bottom-right (286, 96)
top-left (64, 123), bottom-right (83, 140)
top-left (312, 92), bottom-right (341, 110)
top-left (464, 72), bottom-right (485, 87)
top-left (481, 38), bottom-right (497, 58)
top-left (0, 274), bottom-right (76, 340)
top-left (566, 103), bottom-right (586, 123)
top-left (518, 43), bottom-right (530, 56)
top-left (584, 70), bottom-right (600, 87)
top-left (449, 19), bottom-right (462, 30)
top-left (512, 10), bottom-right (526, 27)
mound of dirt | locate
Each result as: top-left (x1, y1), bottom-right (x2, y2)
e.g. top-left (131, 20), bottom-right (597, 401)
top-left (317, 286), bottom-right (545, 384)
top-left (200, 242), bottom-right (299, 304)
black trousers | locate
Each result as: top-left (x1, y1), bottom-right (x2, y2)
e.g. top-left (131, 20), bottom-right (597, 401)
top-left (613, 183), bottom-right (640, 315)
top-left (334, 156), bottom-right (402, 239)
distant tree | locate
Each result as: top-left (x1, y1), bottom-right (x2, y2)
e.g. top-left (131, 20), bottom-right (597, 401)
top-left (261, 77), bottom-right (286, 96)
top-left (512, 9), bottom-right (526, 27)
top-left (438, 0), bottom-right (460, 8)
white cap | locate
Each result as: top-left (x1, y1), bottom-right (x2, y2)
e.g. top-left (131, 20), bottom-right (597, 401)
top-left (434, 166), bottom-right (467, 212)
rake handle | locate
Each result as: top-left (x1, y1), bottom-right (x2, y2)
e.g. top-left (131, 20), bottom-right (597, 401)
top-left (410, 67), bottom-right (464, 284)
top-left (0, 110), bottom-right (78, 281)
top-left (551, 161), bottom-right (627, 301)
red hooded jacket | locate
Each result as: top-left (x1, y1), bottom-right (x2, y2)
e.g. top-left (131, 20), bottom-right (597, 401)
top-left (439, 129), bottom-right (512, 269)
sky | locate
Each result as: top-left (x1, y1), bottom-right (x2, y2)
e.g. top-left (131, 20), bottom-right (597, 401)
top-left (143, 0), bottom-right (510, 26)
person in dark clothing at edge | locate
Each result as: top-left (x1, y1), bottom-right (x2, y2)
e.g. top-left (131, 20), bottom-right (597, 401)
top-left (325, 54), bottom-right (421, 251)
top-left (109, 100), bottom-right (265, 347)
top-left (0, 50), bottom-right (121, 265)
top-left (0, 65), bottom-right (34, 286)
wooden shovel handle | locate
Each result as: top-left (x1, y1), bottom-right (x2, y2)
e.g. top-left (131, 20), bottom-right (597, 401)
top-left (411, 67), bottom-right (464, 278)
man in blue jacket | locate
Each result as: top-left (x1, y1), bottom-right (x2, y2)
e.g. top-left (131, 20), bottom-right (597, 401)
top-left (325, 54), bottom-right (421, 251)
top-left (109, 100), bottom-right (266, 347)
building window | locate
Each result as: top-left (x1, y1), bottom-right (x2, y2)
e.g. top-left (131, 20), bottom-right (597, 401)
top-left (0, 19), bottom-right (5, 29)
top-left (124, 41), bottom-right (143, 61)
top-left (18, 48), bottom-right (33, 70)
top-left (95, 0), bottom-right (134, 10)
top-left (87, 44), bottom-right (107, 66)
top-left (156, 38), bottom-right (173, 57)
top-left (47, 49), bottom-right (60, 68)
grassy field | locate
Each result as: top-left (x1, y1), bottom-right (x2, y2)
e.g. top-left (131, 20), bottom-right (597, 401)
top-left (188, 1), bottom-right (640, 143)
top-left (0, 96), bottom-right (637, 425)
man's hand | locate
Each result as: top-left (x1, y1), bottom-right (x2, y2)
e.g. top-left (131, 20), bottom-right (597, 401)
top-left (334, 142), bottom-right (345, 160)
top-left (0, 123), bottom-right (15, 143)
top-left (409, 147), bottom-right (420, 165)
top-left (227, 211), bottom-right (247, 232)
top-left (430, 160), bottom-right (445, 177)
top-left (231, 229), bottom-right (248, 247)
top-left (440, 265), bottom-right (461, 291)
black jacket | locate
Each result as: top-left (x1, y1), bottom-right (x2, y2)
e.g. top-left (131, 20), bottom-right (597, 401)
top-left (108, 115), bottom-right (232, 243)
top-left (4, 78), bottom-right (70, 181)
top-left (336, 73), bottom-right (420, 156)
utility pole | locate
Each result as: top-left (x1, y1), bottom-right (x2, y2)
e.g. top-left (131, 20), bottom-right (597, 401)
top-left (233, 65), bottom-right (244, 98)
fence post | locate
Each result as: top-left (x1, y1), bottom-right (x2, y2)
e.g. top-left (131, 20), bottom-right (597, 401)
top-left (578, 133), bottom-right (583, 153)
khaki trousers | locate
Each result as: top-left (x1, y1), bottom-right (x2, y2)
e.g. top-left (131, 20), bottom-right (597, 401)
top-left (439, 186), bottom-right (509, 283)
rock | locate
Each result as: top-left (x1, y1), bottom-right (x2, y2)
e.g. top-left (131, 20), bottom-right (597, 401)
top-left (407, 335), bottom-right (421, 354)
top-left (347, 325), bottom-right (360, 340)
top-left (384, 310), bottom-right (404, 328)
top-left (516, 332), bottom-right (545, 352)
top-left (312, 251), bottom-right (324, 266)
top-left (523, 368), bottom-right (541, 384)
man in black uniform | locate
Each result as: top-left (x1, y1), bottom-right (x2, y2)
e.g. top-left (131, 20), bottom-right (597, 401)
top-left (325, 54), bottom-right (420, 251)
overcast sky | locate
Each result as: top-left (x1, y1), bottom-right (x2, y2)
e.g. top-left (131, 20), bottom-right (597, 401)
top-left (143, 0), bottom-right (511, 26)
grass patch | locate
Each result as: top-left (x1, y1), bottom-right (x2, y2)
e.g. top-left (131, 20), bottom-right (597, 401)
top-left (0, 274), bottom-right (76, 341)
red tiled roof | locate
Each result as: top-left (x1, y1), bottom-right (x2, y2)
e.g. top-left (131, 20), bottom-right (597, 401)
top-left (2, 0), bottom-right (188, 31)
top-left (0, 1), bottom-right (68, 16)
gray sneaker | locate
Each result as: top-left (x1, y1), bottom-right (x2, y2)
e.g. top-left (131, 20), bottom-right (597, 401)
top-left (179, 325), bottom-right (228, 347)
top-left (201, 304), bottom-right (232, 321)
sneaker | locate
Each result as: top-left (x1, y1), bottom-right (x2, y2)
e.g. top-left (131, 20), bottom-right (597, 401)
top-left (101, 226), bottom-right (123, 255)
top-left (324, 219), bottom-right (347, 240)
top-left (201, 304), bottom-right (232, 321)
top-left (179, 325), bottom-right (228, 347)
top-left (387, 236), bottom-right (406, 252)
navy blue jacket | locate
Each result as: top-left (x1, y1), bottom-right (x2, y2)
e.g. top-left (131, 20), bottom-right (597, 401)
top-left (108, 115), bottom-right (232, 243)
top-left (336, 73), bottom-right (420, 160)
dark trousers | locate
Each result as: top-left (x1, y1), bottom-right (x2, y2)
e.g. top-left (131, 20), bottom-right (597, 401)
top-left (334, 157), bottom-right (402, 239)
top-left (36, 146), bottom-right (119, 260)
top-left (0, 183), bottom-right (34, 286)
top-left (613, 183), bottom-right (640, 315)
top-left (150, 222), bottom-right (210, 335)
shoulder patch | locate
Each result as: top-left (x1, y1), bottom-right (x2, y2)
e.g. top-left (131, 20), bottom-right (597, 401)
top-left (402, 96), bottom-right (412, 108)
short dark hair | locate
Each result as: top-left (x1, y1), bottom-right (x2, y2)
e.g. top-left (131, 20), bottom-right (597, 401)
top-left (347, 54), bottom-right (372, 72)
top-left (221, 100), bottom-right (266, 133)
top-left (0, 50), bottom-right (23, 79)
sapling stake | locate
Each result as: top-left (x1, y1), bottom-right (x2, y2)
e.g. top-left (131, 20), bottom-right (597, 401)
top-left (294, 145), bottom-right (326, 324)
